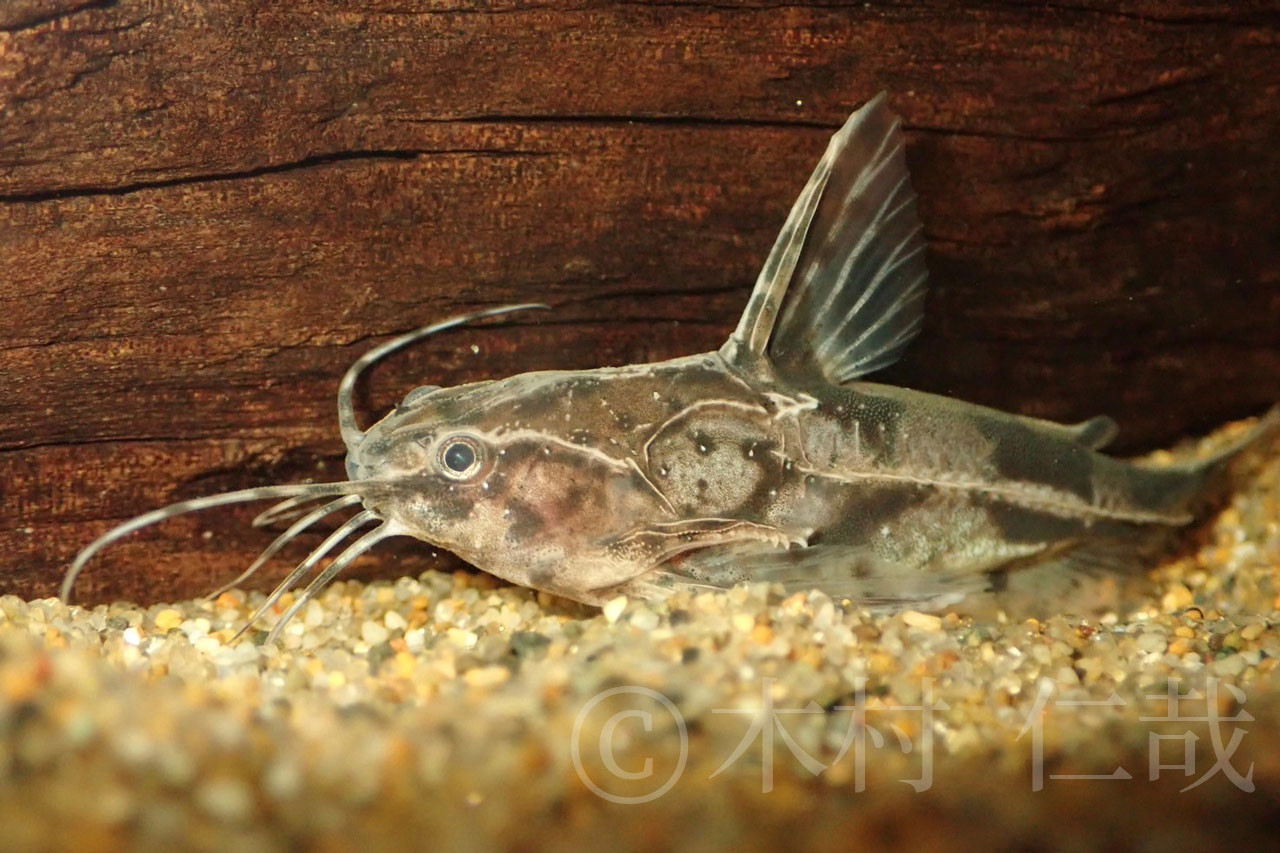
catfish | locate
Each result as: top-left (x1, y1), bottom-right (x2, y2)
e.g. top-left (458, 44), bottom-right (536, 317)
top-left (64, 93), bottom-right (1279, 639)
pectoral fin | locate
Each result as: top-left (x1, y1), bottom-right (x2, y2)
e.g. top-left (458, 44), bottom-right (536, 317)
top-left (723, 92), bottom-right (930, 385)
top-left (608, 518), bottom-right (800, 566)
top-left (586, 518), bottom-right (803, 601)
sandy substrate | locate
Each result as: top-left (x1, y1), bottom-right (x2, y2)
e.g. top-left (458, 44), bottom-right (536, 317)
top-left (2, 422), bottom-right (1278, 851)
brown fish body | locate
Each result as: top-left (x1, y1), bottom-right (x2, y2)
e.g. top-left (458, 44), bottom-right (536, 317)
top-left (348, 93), bottom-right (1278, 608)
top-left (63, 93), bottom-right (1279, 632)
top-left (356, 339), bottom-right (1231, 606)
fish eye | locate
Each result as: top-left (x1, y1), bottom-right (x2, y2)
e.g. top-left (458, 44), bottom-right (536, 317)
top-left (438, 435), bottom-right (483, 480)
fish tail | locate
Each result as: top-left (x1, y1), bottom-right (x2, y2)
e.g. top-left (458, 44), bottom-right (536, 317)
top-left (957, 410), bottom-right (1280, 619)
top-left (1092, 405), bottom-right (1280, 536)
top-left (1171, 404), bottom-right (1280, 515)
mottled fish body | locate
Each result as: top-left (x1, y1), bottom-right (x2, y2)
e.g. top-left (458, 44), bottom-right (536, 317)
top-left (348, 92), bottom-right (1275, 607)
top-left (355, 343), bottom-right (1258, 608)
top-left (65, 93), bottom-right (1279, 633)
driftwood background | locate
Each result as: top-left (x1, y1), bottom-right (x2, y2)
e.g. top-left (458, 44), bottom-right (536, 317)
top-left (2, 0), bottom-right (1278, 604)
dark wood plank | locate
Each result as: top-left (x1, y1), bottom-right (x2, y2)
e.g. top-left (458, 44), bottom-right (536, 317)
top-left (2, 0), bottom-right (1278, 602)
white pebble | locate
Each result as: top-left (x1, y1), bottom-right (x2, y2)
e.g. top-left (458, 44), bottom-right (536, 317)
top-left (110, 728), bottom-right (154, 765)
top-left (262, 760), bottom-right (303, 801)
top-left (361, 620), bottom-right (389, 645)
top-left (303, 601), bottom-right (326, 628)
top-left (630, 609), bottom-right (660, 631)
top-left (1136, 633), bottom-right (1167, 654)
top-left (902, 610), bottom-right (942, 632)
top-left (181, 617), bottom-right (211, 639)
top-left (602, 596), bottom-right (628, 624)
top-left (464, 666), bottom-right (511, 688)
top-left (447, 628), bottom-right (478, 649)
top-left (1212, 654), bottom-right (1246, 677)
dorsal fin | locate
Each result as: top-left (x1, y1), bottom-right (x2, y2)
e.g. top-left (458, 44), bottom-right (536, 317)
top-left (722, 93), bottom-right (929, 384)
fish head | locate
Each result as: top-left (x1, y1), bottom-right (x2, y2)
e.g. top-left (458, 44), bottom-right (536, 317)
top-left (346, 372), bottom-right (685, 601)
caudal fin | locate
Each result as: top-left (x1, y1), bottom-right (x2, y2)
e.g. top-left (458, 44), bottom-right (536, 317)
top-left (1160, 405), bottom-right (1280, 517)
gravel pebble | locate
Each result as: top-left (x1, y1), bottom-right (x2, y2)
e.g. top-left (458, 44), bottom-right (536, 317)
top-left (361, 620), bottom-right (389, 646)
top-left (153, 608), bottom-right (183, 631)
top-left (602, 595), bottom-right (627, 623)
top-left (901, 610), bottom-right (943, 631)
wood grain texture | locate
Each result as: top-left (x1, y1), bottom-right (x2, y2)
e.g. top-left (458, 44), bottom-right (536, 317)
top-left (2, 0), bottom-right (1278, 603)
